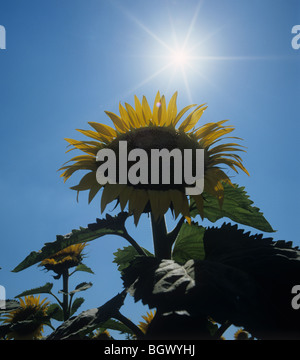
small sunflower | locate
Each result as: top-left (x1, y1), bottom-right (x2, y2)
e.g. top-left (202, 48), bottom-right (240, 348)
top-left (93, 329), bottom-right (111, 340)
top-left (234, 328), bottom-right (250, 340)
top-left (138, 310), bottom-right (156, 334)
top-left (39, 243), bottom-right (87, 275)
top-left (2, 295), bottom-right (50, 340)
top-left (60, 91), bottom-right (248, 224)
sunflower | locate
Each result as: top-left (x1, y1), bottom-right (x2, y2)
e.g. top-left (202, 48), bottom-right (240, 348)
top-left (138, 310), bottom-right (156, 334)
top-left (59, 91), bottom-right (248, 224)
top-left (39, 243), bottom-right (87, 275)
top-left (234, 328), bottom-right (250, 340)
top-left (92, 329), bottom-right (111, 340)
top-left (2, 295), bottom-right (50, 340)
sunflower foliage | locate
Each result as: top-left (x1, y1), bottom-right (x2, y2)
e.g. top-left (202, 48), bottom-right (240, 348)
top-left (4, 91), bottom-right (300, 340)
top-left (1, 241), bottom-right (95, 339)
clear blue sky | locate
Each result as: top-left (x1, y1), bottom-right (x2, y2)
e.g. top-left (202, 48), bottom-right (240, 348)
top-left (0, 0), bottom-right (299, 338)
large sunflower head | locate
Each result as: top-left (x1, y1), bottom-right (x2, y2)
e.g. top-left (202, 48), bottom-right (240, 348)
top-left (2, 295), bottom-right (50, 340)
top-left (60, 91), bottom-right (248, 224)
top-left (39, 243), bottom-right (87, 275)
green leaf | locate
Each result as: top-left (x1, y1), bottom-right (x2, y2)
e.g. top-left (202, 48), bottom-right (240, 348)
top-left (113, 246), bottom-right (154, 274)
top-left (172, 222), bottom-right (205, 264)
top-left (207, 320), bottom-right (219, 337)
top-left (122, 256), bottom-right (256, 317)
top-left (70, 282), bottom-right (93, 295)
top-left (122, 228), bottom-right (300, 339)
top-left (73, 263), bottom-right (94, 275)
top-left (47, 303), bottom-right (64, 322)
top-left (99, 318), bottom-right (135, 336)
top-left (190, 183), bottom-right (274, 232)
top-left (0, 299), bottom-right (20, 314)
top-left (12, 212), bottom-right (129, 273)
top-left (47, 291), bottom-right (127, 340)
top-left (70, 297), bottom-right (85, 317)
top-left (14, 283), bottom-right (53, 298)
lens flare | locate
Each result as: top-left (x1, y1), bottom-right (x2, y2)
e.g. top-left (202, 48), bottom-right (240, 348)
top-left (173, 50), bottom-right (189, 66)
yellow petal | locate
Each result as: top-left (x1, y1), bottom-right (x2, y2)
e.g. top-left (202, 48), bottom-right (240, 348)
top-left (191, 194), bottom-right (204, 219)
top-left (148, 190), bottom-right (162, 220)
top-left (209, 168), bottom-right (233, 186)
top-left (156, 191), bottom-right (171, 217)
top-left (88, 122), bottom-right (117, 143)
top-left (157, 95), bottom-right (167, 126)
top-left (128, 189), bottom-right (148, 219)
top-left (208, 135), bottom-right (244, 148)
top-left (62, 154), bottom-right (95, 166)
top-left (179, 104), bottom-right (207, 132)
top-left (194, 120), bottom-right (229, 140)
top-left (88, 183), bottom-right (102, 204)
top-left (104, 111), bottom-right (128, 133)
top-left (119, 185), bottom-right (134, 211)
top-left (142, 95), bottom-right (152, 125)
top-left (132, 190), bottom-right (149, 225)
top-left (60, 162), bottom-right (97, 182)
top-left (152, 91), bottom-right (161, 125)
top-left (61, 159), bottom-right (97, 168)
top-left (76, 129), bottom-right (102, 141)
top-left (172, 104), bottom-right (197, 127)
top-left (201, 127), bottom-right (235, 148)
top-left (125, 102), bottom-right (139, 128)
top-left (101, 184), bottom-right (124, 212)
top-left (128, 188), bottom-right (139, 213)
top-left (119, 103), bottom-right (133, 129)
top-left (134, 95), bottom-right (147, 127)
top-left (166, 91), bottom-right (178, 126)
top-left (185, 216), bottom-right (191, 225)
top-left (208, 143), bottom-right (246, 156)
top-left (181, 194), bottom-right (191, 218)
top-left (209, 156), bottom-right (249, 176)
top-left (169, 189), bottom-right (183, 219)
top-left (204, 170), bottom-right (225, 207)
top-left (64, 138), bottom-right (99, 155)
top-left (70, 171), bottom-right (97, 191)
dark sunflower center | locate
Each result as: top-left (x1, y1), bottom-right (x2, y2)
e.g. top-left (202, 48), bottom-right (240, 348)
top-left (13, 306), bottom-right (38, 323)
top-left (104, 126), bottom-right (205, 191)
top-left (11, 306), bottom-right (44, 336)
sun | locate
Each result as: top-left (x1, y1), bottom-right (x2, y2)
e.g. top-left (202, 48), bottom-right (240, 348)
top-left (116, 2), bottom-right (204, 101)
top-left (116, 2), bottom-right (268, 103)
top-left (172, 49), bottom-right (189, 67)
top-left (116, 2), bottom-right (228, 101)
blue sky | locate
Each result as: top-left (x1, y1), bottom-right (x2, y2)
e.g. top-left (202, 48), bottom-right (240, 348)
top-left (0, 0), bottom-right (299, 338)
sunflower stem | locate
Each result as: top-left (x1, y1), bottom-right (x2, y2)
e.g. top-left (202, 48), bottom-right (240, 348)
top-left (120, 231), bottom-right (148, 257)
top-left (151, 214), bottom-right (171, 259)
top-left (212, 320), bottom-right (232, 339)
top-left (67, 293), bottom-right (75, 318)
top-left (114, 311), bottom-right (145, 340)
top-left (167, 216), bottom-right (185, 247)
top-left (49, 291), bottom-right (63, 308)
top-left (62, 269), bottom-right (69, 321)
